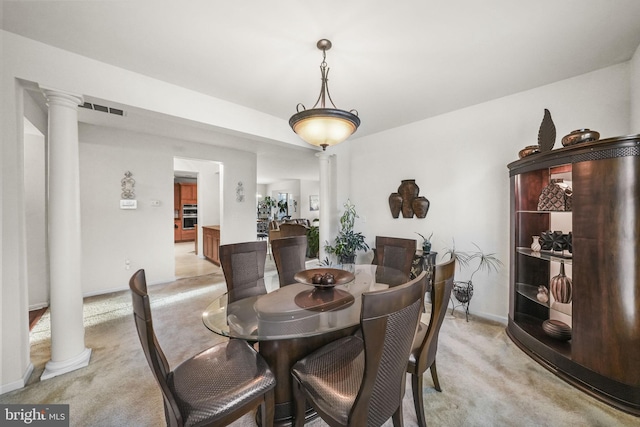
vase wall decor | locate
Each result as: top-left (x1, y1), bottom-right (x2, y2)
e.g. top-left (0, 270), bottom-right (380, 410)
top-left (550, 262), bottom-right (572, 303)
top-left (398, 179), bottom-right (419, 218)
top-left (388, 193), bottom-right (402, 218)
top-left (389, 179), bottom-right (429, 219)
top-left (531, 235), bottom-right (541, 252)
top-left (412, 196), bottom-right (430, 218)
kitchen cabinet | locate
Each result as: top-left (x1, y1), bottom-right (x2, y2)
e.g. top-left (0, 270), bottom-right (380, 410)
top-left (181, 228), bottom-right (196, 242)
top-left (203, 226), bottom-right (220, 265)
top-left (507, 134), bottom-right (640, 415)
top-left (180, 183), bottom-right (197, 205)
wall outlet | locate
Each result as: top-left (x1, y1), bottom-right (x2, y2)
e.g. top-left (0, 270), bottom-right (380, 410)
top-left (125, 259), bottom-right (131, 270)
top-left (150, 200), bottom-right (161, 207)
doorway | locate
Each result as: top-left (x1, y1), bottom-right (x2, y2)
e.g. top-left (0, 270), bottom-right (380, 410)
top-left (173, 157), bottom-right (222, 278)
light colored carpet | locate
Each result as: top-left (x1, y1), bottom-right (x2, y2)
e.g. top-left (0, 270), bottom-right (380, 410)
top-left (2, 270), bottom-right (637, 427)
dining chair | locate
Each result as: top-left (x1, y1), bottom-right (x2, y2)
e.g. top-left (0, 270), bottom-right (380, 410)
top-left (219, 240), bottom-right (267, 303)
top-left (278, 223), bottom-right (309, 238)
top-left (271, 235), bottom-right (308, 287)
top-left (407, 256), bottom-right (456, 427)
top-left (372, 236), bottom-right (417, 278)
top-left (129, 269), bottom-right (276, 427)
top-left (291, 271), bottom-right (428, 427)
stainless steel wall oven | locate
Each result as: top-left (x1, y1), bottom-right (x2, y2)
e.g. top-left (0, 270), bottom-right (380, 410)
top-left (182, 204), bottom-right (197, 229)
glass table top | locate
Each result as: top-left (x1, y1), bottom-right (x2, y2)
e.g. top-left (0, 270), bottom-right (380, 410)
top-left (202, 264), bottom-right (408, 341)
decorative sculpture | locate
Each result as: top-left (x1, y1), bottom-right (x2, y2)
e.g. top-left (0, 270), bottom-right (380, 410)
top-left (121, 171), bottom-right (135, 199)
top-left (537, 108), bottom-right (556, 152)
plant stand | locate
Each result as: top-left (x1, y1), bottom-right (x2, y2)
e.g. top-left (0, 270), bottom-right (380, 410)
top-left (450, 280), bottom-right (473, 321)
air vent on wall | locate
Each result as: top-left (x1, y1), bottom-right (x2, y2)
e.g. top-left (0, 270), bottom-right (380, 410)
top-left (79, 102), bottom-right (125, 116)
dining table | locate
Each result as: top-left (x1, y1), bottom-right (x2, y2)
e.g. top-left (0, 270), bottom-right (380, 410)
top-left (202, 263), bottom-right (409, 426)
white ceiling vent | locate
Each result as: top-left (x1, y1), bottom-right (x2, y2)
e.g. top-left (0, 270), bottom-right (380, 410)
top-left (79, 102), bottom-right (125, 116)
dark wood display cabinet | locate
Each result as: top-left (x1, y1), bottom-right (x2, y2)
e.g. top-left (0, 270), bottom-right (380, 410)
top-left (507, 134), bottom-right (640, 416)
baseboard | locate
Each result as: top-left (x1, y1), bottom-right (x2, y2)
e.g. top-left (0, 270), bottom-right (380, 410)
top-left (28, 302), bottom-right (49, 311)
top-left (470, 310), bottom-right (508, 325)
top-left (0, 363), bottom-right (33, 395)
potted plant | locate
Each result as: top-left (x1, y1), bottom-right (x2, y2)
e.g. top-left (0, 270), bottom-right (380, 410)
top-left (325, 200), bottom-right (369, 264)
top-left (416, 231), bottom-right (433, 253)
top-left (260, 196), bottom-right (277, 220)
top-left (306, 219), bottom-right (320, 258)
top-left (443, 240), bottom-right (503, 321)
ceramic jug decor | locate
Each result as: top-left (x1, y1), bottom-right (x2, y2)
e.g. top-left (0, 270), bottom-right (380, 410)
top-left (412, 196), bottom-right (430, 218)
top-left (398, 179), bottom-right (419, 218)
top-left (388, 193), bottom-right (402, 218)
top-left (531, 236), bottom-right (541, 252)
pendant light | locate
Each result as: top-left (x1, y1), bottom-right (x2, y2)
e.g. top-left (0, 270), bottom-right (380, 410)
top-left (289, 39), bottom-right (360, 150)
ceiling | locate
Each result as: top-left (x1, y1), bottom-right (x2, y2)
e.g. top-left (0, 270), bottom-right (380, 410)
top-left (4, 1), bottom-right (640, 183)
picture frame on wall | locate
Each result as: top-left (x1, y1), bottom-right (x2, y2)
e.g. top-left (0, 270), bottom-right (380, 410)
top-left (309, 195), bottom-right (319, 211)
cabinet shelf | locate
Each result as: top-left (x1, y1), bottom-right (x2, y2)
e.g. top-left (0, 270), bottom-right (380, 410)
top-left (512, 313), bottom-right (572, 358)
top-left (516, 210), bottom-right (573, 214)
top-left (508, 134), bottom-right (640, 415)
top-left (515, 283), bottom-right (548, 308)
top-left (516, 247), bottom-right (572, 264)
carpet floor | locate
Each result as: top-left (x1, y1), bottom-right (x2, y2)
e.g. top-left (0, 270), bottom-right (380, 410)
top-left (1, 270), bottom-right (637, 427)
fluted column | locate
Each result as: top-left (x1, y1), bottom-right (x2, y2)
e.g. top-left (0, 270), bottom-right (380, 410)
top-left (41, 88), bottom-right (91, 380)
top-left (316, 152), bottom-right (331, 262)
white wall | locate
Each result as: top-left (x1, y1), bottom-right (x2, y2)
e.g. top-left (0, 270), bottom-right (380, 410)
top-left (1, 30), bottom-right (290, 392)
top-left (299, 179), bottom-right (320, 222)
top-left (631, 43), bottom-right (640, 131)
top-left (78, 123), bottom-right (257, 296)
top-left (348, 63), bottom-right (631, 323)
top-left (24, 127), bottom-right (48, 308)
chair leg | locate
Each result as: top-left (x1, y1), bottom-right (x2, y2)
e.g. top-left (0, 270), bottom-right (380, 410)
top-left (430, 360), bottom-right (442, 392)
top-left (411, 372), bottom-right (427, 427)
top-left (260, 388), bottom-right (275, 427)
top-left (292, 376), bottom-right (307, 427)
top-left (392, 402), bottom-right (404, 427)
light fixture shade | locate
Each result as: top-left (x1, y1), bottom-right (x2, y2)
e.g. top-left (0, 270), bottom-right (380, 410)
top-left (289, 108), bottom-right (360, 150)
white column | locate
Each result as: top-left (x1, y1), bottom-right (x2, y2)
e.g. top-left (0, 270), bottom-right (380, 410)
top-left (41, 88), bottom-right (91, 380)
top-left (317, 152), bottom-right (331, 262)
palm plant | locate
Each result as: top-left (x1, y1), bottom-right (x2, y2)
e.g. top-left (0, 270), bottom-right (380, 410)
top-left (443, 240), bottom-right (503, 321)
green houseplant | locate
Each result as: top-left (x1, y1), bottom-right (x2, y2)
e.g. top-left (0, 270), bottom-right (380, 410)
top-left (325, 200), bottom-right (369, 264)
top-left (306, 220), bottom-right (320, 258)
top-left (260, 196), bottom-right (277, 219)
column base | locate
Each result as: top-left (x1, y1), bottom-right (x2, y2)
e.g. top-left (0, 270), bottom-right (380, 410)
top-left (41, 347), bottom-right (92, 380)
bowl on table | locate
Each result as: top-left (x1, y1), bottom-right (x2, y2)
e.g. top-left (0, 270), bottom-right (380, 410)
top-left (294, 268), bottom-right (355, 289)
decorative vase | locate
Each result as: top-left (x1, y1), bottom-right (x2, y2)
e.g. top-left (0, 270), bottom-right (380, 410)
top-left (388, 193), bottom-right (402, 218)
top-left (561, 129), bottom-right (600, 147)
top-left (412, 196), bottom-right (430, 218)
top-left (550, 263), bottom-right (572, 303)
top-left (339, 254), bottom-right (356, 265)
top-left (398, 179), bottom-right (419, 218)
top-left (531, 236), bottom-right (541, 252)
top-left (453, 281), bottom-right (474, 303)
top-left (422, 241), bottom-right (432, 253)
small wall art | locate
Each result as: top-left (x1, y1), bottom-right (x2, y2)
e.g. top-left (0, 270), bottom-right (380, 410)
top-left (236, 181), bottom-right (245, 202)
top-left (309, 195), bottom-right (319, 211)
